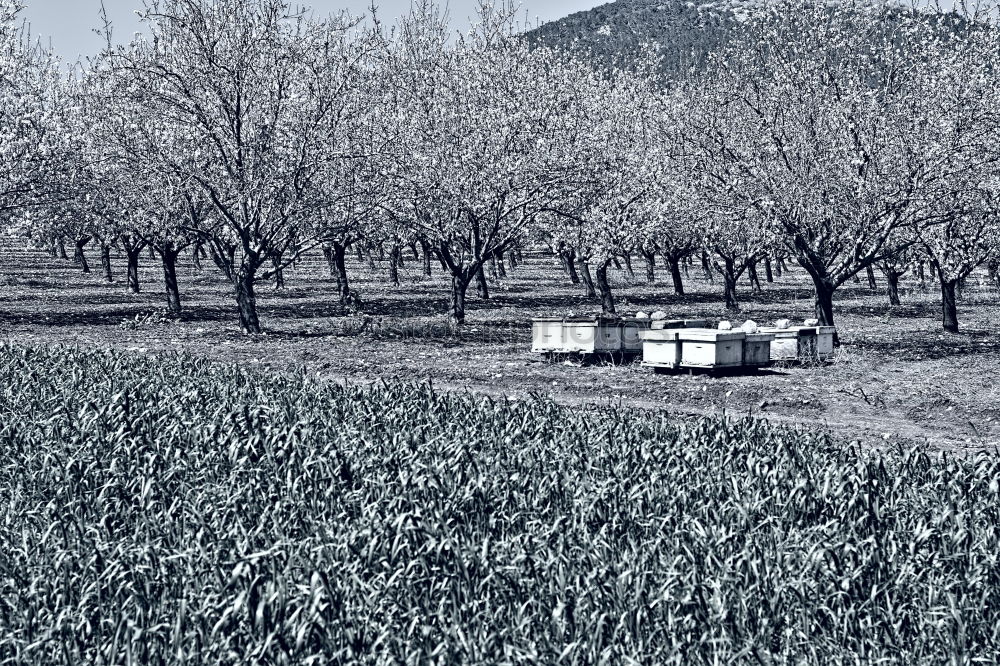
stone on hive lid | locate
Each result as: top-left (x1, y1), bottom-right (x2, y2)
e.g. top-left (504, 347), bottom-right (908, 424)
top-left (635, 311), bottom-right (649, 319)
top-left (774, 318), bottom-right (791, 330)
top-left (804, 318), bottom-right (820, 327)
top-left (651, 311), bottom-right (668, 321)
top-left (741, 320), bottom-right (759, 334)
top-left (718, 320), bottom-right (733, 330)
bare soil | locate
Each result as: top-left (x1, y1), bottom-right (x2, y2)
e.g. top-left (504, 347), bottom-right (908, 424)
top-left (2, 241), bottom-right (998, 451)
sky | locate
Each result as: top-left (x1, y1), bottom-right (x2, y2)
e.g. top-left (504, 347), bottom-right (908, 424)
top-left (21, 0), bottom-right (607, 60)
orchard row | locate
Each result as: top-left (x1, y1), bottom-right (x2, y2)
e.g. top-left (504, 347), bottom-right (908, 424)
top-left (3, 0), bottom-right (999, 333)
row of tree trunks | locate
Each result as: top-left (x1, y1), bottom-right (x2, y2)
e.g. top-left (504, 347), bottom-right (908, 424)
top-left (51, 232), bottom-right (190, 318)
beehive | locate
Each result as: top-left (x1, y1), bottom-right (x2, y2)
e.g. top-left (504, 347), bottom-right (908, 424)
top-left (532, 317), bottom-right (653, 354)
top-left (639, 329), bottom-right (684, 369)
top-left (743, 333), bottom-right (775, 366)
top-left (760, 326), bottom-right (837, 362)
top-left (531, 318), bottom-right (565, 353)
top-left (679, 329), bottom-right (745, 368)
top-left (815, 326), bottom-right (836, 361)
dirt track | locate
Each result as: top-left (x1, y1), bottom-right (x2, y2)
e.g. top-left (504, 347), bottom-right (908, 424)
top-left (2, 241), bottom-right (998, 451)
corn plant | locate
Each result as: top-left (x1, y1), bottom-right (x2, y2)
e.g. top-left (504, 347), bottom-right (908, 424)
top-left (1, 343), bottom-right (999, 665)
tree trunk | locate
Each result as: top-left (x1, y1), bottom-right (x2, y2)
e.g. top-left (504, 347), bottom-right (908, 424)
top-left (126, 250), bottom-right (141, 294)
top-left (508, 251), bottom-right (518, 270)
top-left (595, 262), bottom-right (615, 315)
top-left (323, 244), bottom-right (336, 277)
top-left (748, 262), bottom-right (762, 292)
top-left (450, 272), bottom-right (471, 327)
top-left (722, 265), bottom-right (739, 311)
top-left (940, 277), bottom-right (959, 333)
top-left (161, 247), bottom-right (182, 316)
top-left (887, 271), bottom-right (901, 307)
top-left (475, 264), bottom-right (490, 300)
top-left (74, 239), bottom-right (90, 274)
top-left (641, 250), bottom-right (656, 283)
top-left (577, 258), bottom-right (596, 298)
top-left (388, 246), bottom-right (400, 286)
top-left (419, 240), bottom-right (433, 277)
top-left (621, 253), bottom-right (634, 278)
top-left (57, 238), bottom-right (68, 260)
top-left (668, 255), bottom-right (685, 296)
top-left (47, 237), bottom-right (57, 258)
top-left (236, 268), bottom-right (261, 334)
top-left (866, 265), bottom-right (877, 290)
top-left (410, 242), bottom-right (420, 261)
top-left (811, 276), bottom-right (836, 327)
top-left (560, 249), bottom-right (580, 284)
top-left (332, 242), bottom-right (350, 303)
top-left (100, 244), bottom-right (113, 282)
top-left (701, 251), bottom-right (713, 283)
top-left (496, 255), bottom-right (507, 278)
top-left (192, 242), bottom-right (203, 271)
top-left (764, 259), bottom-right (774, 283)
top-left (488, 255), bottom-right (499, 280)
top-left (774, 258), bottom-right (783, 278)
top-left (682, 257), bottom-right (690, 278)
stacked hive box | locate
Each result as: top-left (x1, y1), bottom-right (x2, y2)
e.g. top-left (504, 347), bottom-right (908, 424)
top-left (531, 316), bottom-right (652, 355)
top-left (640, 328), bottom-right (775, 371)
top-left (760, 326), bottom-right (836, 362)
top-left (531, 317), bottom-right (709, 356)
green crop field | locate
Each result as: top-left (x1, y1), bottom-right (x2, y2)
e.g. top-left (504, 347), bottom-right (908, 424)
top-left (1, 344), bottom-right (999, 664)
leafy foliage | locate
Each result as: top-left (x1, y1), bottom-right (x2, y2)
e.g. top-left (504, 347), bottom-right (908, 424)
top-left (2, 344), bottom-right (1000, 663)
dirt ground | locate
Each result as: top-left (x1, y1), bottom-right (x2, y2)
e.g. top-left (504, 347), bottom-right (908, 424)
top-left (2, 240), bottom-right (998, 451)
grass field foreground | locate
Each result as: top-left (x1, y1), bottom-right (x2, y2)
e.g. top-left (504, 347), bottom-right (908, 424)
top-left (1, 344), bottom-right (1000, 664)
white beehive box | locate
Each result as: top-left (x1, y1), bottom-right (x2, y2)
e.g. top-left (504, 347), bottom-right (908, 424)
top-left (743, 333), bottom-right (775, 366)
top-left (639, 329), bottom-right (684, 369)
top-left (531, 318), bottom-right (565, 353)
top-left (761, 326), bottom-right (837, 362)
top-left (678, 329), bottom-right (745, 368)
top-left (815, 326), bottom-right (836, 361)
top-left (532, 317), bottom-right (653, 354)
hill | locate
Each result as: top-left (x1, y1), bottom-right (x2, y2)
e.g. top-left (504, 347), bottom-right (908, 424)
top-left (525, 0), bottom-right (746, 77)
top-left (526, 0), bottom-right (971, 79)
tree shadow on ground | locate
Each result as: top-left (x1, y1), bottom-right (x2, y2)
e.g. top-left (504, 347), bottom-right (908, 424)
top-left (848, 329), bottom-right (1000, 361)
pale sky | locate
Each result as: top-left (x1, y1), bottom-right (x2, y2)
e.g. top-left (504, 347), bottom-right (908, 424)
top-left (22, 0), bottom-right (608, 60)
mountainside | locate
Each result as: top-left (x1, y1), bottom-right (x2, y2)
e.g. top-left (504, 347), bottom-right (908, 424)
top-left (526, 0), bottom-right (969, 79)
top-left (525, 0), bottom-right (747, 77)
